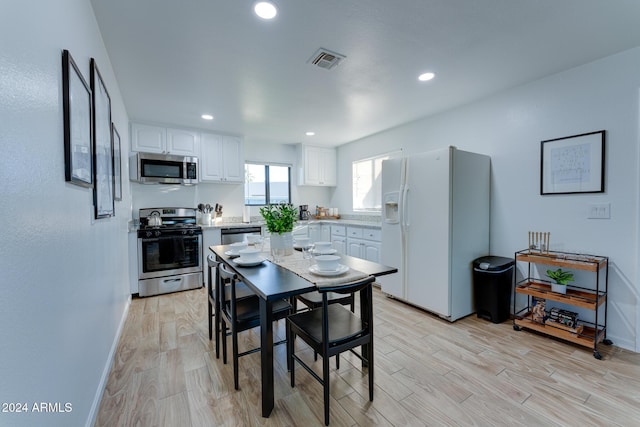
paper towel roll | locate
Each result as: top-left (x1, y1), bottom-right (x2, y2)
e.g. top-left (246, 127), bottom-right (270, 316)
top-left (243, 206), bottom-right (251, 223)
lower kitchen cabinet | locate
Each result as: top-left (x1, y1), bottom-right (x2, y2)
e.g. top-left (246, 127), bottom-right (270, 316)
top-left (331, 225), bottom-right (346, 253)
top-left (347, 237), bottom-right (381, 262)
top-left (332, 237), bottom-right (346, 254)
top-left (309, 222), bottom-right (331, 243)
top-left (346, 226), bottom-right (381, 262)
top-left (202, 228), bottom-right (222, 287)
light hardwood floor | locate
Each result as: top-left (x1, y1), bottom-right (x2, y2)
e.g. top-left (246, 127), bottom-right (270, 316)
top-left (96, 286), bottom-right (640, 426)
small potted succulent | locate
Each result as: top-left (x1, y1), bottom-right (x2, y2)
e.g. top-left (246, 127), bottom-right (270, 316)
top-left (546, 268), bottom-right (574, 294)
top-left (260, 204), bottom-right (298, 256)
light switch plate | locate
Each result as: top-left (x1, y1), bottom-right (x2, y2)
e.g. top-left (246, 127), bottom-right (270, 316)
top-left (588, 203), bottom-right (610, 219)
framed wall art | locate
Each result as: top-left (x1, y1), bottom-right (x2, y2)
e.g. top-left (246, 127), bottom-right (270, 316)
top-left (62, 49), bottom-right (93, 187)
top-left (90, 58), bottom-right (115, 218)
top-left (112, 123), bottom-right (122, 201)
top-left (540, 130), bottom-right (605, 195)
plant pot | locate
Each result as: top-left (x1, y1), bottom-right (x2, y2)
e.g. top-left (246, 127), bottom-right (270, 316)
top-left (270, 231), bottom-right (293, 256)
top-left (551, 282), bottom-right (567, 294)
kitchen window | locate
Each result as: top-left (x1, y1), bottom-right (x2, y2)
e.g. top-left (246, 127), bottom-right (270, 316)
top-left (352, 151), bottom-right (401, 211)
top-left (244, 163), bottom-right (291, 205)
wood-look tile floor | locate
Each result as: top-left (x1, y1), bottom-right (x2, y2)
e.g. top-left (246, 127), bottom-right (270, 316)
top-left (96, 286), bottom-right (640, 426)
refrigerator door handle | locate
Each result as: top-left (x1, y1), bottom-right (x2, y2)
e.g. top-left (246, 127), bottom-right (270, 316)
top-left (402, 186), bottom-right (409, 229)
top-left (401, 157), bottom-right (409, 231)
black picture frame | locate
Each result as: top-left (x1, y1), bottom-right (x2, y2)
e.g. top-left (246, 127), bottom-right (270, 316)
top-left (62, 50), bottom-right (93, 187)
top-left (540, 130), bottom-right (605, 195)
top-left (90, 58), bottom-right (115, 218)
top-left (112, 123), bottom-right (122, 201)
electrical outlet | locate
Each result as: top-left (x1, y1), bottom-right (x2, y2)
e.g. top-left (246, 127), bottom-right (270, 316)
top-left (588, 203), bottom-right (610, 219)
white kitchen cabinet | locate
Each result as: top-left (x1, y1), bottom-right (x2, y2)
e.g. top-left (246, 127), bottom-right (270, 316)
top-left (346, 226), bottom-right (382, 262)
top-left (128, 232), bottom-right (139, 294)
top-left (200, 132), bottom-right (244, 183)
top-left (202, 227), bottom-right (222, 288)
top-left (297, 144), bottom-right (336, 186)
top-left (332, 237), bottom-right (346, 254)
top-left (331, 225), bottom-right (346, 254)
top-left (309, 222), bottom-right (331, 243)
top-left (130, 123), bottom-right (199, 155)
top-left (166, 128), bottom-right (200, 156)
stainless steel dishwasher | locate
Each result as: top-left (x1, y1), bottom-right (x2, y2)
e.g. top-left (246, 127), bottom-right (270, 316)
top-left (220, 226), bottom-right (262, 244)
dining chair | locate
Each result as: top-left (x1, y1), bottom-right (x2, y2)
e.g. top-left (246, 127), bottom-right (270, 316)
top-left (217, 262), bottom-right (292, 390)
top-left (287, 275), bottom-right (375, 426)
top-left (295, 291), bottom-right (354, 369)
top-left (206, 255), bottom-right (254, 359)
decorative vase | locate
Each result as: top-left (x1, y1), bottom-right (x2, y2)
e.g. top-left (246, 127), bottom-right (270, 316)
top-left (551, 282), bottom-right (567, 294)
top-left (270, 231), bottom-right (293, 256)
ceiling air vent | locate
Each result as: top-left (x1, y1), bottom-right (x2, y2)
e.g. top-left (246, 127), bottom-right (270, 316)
top-left (307, 48), bottom-right (346, 70)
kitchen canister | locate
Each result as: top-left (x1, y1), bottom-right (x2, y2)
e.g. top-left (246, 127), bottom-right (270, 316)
top-left (202, 213), bottom-right (212, 225)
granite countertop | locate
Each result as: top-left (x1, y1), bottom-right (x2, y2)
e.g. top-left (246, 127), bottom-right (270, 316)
top-left (130, 216), bottom-right (382, 232)
top-left (308, 218), bottom-right (381, 228)
top-left (200, 218), bottom-right (381, 230)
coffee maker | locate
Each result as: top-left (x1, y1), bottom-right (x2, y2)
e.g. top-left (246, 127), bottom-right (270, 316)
top-left (299, 205), bottom-right (309, 220)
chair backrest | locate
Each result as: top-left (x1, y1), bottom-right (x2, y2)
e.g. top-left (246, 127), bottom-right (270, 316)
top-left (317, 275), bottom-right (375, 297)
top-left (218, 263), bottom-right (240, 316)
top-left (207, 254), bottom-right (219, 300)
top-left (319, 275), bottom-right (375, 346)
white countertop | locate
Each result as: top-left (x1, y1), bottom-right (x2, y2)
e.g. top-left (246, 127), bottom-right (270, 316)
top-left (201, 218), bottom-right (381, 230)
top-left (130, 217), bottom-right (381, 232)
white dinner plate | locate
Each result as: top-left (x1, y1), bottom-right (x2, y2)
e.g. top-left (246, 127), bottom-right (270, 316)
top-left (308, 264), bottom-right (349, 276)
top-left (233, 257), bottom-right (267, 267)
top-left (224, 250), bottom-right (240, 258)
top-left (310, 248), bottom-right (337, 255)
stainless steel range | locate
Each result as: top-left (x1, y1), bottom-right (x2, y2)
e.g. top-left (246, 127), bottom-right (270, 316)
top-left (137, 207), bottom-right (203, 297)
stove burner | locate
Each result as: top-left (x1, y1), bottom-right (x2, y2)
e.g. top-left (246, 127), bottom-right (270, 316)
top-left (138, 207), bottom-right (201, 238)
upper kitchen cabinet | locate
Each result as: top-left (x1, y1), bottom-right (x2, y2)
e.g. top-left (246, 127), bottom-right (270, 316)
top-left (200, 132), bottom-right (244, 183)
top-left (297, 144), bottom-right (337, 186)
top-left (131, 123), bottom-right (200, 156)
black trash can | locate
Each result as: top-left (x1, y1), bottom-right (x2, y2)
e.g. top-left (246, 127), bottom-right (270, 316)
top-left (473, 256), bottom-right (515, 323)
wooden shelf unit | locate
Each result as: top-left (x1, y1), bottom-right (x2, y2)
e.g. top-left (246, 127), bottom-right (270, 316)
top-left (513, 249), bottom-right (611, 359)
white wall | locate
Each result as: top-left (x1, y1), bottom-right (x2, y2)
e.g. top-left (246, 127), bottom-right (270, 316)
top-left (334, 47), bottom-right (640, 352)
top-left (0, 1), bottom-right (131, 426)
top-left (131, 140), bottom-right (333, 219)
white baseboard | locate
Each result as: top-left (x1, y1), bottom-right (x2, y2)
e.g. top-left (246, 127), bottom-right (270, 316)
top-left (85, 294), bottom-right (132, 427)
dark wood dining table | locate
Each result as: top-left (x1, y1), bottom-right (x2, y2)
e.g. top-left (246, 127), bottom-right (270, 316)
top-left (210, 244), bottom-right (398, 418)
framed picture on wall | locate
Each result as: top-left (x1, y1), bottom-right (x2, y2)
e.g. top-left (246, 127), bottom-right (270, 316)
top-left (112, 123), bottom-right (122, 201)
top-left (62, 49), bottom-right (93, 187)
top-left (540, 130), bottom-right (605, 195)
top-left (90, 58), bottom-right (115, 218)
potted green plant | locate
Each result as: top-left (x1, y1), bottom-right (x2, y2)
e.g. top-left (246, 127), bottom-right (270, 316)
top-left (546, 268), bottom-right (574, 294)
top-left (260, 204), bottom-right (298, 255)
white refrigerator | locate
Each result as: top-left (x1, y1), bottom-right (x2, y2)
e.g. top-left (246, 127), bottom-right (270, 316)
top-left (379, 146), bottom-right (490, 321)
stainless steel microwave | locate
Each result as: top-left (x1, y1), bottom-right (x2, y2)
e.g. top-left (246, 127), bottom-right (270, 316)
top-left (130, 152), bottom-right (198, 185)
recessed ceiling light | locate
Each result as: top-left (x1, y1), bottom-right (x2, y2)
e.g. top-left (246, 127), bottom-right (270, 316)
top-left (254, 2), bottom-right (277, 20)
top-left (305, 131), bottom-right (315, 136)
top-left (201, 114), bottom-right (214, 120)
top-left (418, 72), bottom-right (435, 82)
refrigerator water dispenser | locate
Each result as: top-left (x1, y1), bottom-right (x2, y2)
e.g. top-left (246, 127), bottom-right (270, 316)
top-left (383, 192), bottom-right (400, 223)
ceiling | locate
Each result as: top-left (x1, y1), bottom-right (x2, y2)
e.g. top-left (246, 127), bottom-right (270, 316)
top-left (91, 0), bottom-right (640, 147)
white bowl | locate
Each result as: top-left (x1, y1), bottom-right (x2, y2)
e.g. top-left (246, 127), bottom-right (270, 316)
top-left (246, 235), bottom-right (262, 245)
top-left (238, 248), bottom-right (261, 262)
top-left (230, 242), bottom-right (248, 252)
top-left (315, 255), bottom-right (340, 272)
top-left (314, 241), bottom-right (332, 251)
top-left (295, 237), bottom-right (310, 247)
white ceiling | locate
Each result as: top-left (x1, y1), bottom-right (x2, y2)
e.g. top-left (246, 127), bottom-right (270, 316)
top-left (91, 0), bottom-right (640, 147)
